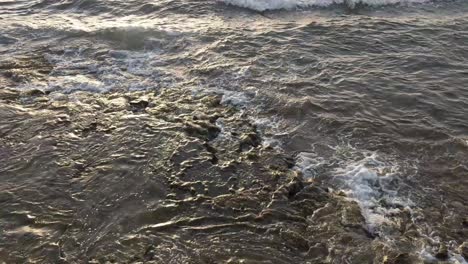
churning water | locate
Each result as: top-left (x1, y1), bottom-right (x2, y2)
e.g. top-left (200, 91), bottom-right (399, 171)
top-left (0, 0), bottom-right (467, 263)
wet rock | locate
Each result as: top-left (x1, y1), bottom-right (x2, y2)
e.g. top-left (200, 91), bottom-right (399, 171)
top-left (184, 121), bottom-right (220, 141)
top-left (143, 245), bottom-right (156, 261)
top-left (239, 132), bottom-right (261, 152)
top-left (0, 89), bottom-right (20, 101)
top-left (106, 97), bottom-right (127, 110)
top-left (193, 113), bottom-right (221, 124)
top-left (435, 244), bottom-right (449, 260)
top-left (311, 203), bottom-right (336, 221)
top-left (382, 253), bottom-right (413, 264)
top-left (264, 155), bottom-right (295, 173)
top-left (284, 156), bottom-right (296, 168)
top-left (458, 242), bottom-right (468, 259)
top-left (201, 95), bottom-right (222, 107)
top-left (170, 141), bottom-right (206, 165)
top-left (245, 150), bottom-right (259, 160)
top-left (340, 201), bottom-right (365, 228)
top-left (149, 103), bottom-right (174, 114)
top-left (55, 114), bottom-right (71, 124)
top-left (3, 70), bottom-right (25, 82)
top-left (129, 97), bottom-right (149, 112)
top-left (94, 49), bottom-right (109, 61)
top-left (33, 96), bottom-right (49, 103)
top-left (336, 190), bottom-right (347, 197)
top-left (294, 185), bottom-right (329, 204)
top-left (166, 193), bottom-right (177, 200)
top-left (393, 253), bottom-right (413, 264)
top-left (286, 178), bottom-right (304, 199)
top-left (451, 201), bottom-right (464, 210)
top-left (81, 122), bottom-right (98, 137)
top-left (280, 229), bottom-right (310, 251)
top-left (462, 216), bottom-right (468, 227)
top-left (307, 243), bottom-right (328, 259)
top-left (23, 89), bottom-right (46, 97)
top-left (204, 142), bottom-right (218, 164)
top-left (403, 229), bottom-right (419, 238)
top-left (49, 93), bottom-right (68, 102)
top-left (73, 161), bottom-right (86, 171)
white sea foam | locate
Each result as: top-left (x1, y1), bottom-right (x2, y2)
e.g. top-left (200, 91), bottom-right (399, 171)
top-left (296, 148), bottom-right (412, 233)
top-left (295, 151), bottom-right (328, 178)
top-left (333, 152), bottom-right (412, 233)
top-left (10, 47), bottom-right (179, 95)
top-left (296, 147), bottom-right (468, 263)
top-left (252, 117), bottom-right (285, 149)
top-left (220, 0), bottom-right (430, 11)
top-left (220, 90), bottom-right (253, 107)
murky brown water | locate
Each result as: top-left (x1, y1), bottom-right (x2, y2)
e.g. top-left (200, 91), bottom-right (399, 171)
top-left (1, 0), bottom-right (468, 263)
top-left (0, 88), bottom-right (373, 263)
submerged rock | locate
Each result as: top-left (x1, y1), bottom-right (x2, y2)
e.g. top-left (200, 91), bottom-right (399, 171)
top-left (129, 97), bottom-right (149, 112)
top-left (106, 97), bottom-right (128, 110)
top-left (286, 177), bottom-right (304, 198)
top-left (462, 217), bottom-right (468, 228)
top-left (435, 244), bottom-right (449, 260)
top-left (0, 89), bottom-right (20, 101)
top-left (383, 253), bottom-right (413, 264)
top-left (184, 121), bottom-right (221, 141)
top-left (239, 132), bottom-right (261, 151)
top-left (23, 89), bottom-right (46, 97)
top-left (340, 201), bottom-right (366, 228)
top-left (458, 242), bottom-right (468, 259)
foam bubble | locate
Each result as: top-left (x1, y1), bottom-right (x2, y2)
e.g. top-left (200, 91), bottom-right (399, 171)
top-left (295, 151), bottom-right (327, 178)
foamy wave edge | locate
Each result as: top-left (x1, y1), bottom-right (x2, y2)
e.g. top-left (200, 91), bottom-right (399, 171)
top-left (220, 0), bottom-right (430, 11)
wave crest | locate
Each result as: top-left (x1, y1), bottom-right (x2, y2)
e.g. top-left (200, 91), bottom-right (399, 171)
top-left (220, 0), bottom-right (430, 11)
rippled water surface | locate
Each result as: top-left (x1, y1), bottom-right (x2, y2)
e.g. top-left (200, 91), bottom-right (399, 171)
top-left (1, 0), bottom-right (468, 263)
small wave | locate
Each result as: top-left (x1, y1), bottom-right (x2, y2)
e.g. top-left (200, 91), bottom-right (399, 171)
top-left (220, 0), bottom-right (430, 11)
top-left (333, 152), bottom-right (411, 233)
top-left (296, 147), bottom-right (468, 263)
top-left (296, 149), bottom-right (411, 234)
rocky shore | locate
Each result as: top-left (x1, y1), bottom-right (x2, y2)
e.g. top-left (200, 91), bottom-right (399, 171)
top-left (0, 87), bottom-right (383, 263)
top-left (1, 88), bottom-right (466, 263)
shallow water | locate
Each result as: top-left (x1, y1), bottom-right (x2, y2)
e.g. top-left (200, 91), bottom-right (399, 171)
top-left (1, 0), bottom-right (468, 263)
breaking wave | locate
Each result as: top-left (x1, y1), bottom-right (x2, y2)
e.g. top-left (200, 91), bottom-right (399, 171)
top-left (220, 0), bottom-right (430, 11)
top-left (295, 148), bottom-right (412, 235)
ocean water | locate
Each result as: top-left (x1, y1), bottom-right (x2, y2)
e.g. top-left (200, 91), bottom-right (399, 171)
top-left (1, 0), bottom-right (467, 263)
